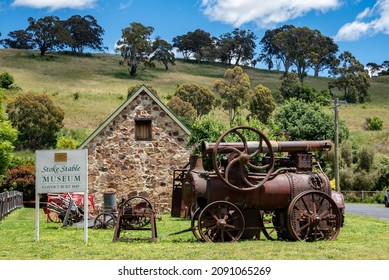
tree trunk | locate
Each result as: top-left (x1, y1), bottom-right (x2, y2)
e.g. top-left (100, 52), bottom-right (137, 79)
top-left (130, 64), bottom-right (137, 76)
top-left (163, 61), bottom-right (168, 70)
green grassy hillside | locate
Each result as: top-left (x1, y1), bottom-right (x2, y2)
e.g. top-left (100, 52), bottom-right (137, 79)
top-left (1, 49), bottom-right (389, 150)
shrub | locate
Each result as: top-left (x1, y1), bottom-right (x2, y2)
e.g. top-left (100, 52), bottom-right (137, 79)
top-left (343, 192), bottom-right (360, 203)
top-left (6, 93), bottom-right (64, 149)
top-left (56, 137), bottom-right (78, 149)
top-left (365, 116), bottom-right (383, 131)
top-left (353, 170), bottom-right (378, 191)
top-left (167, 96), bottom-right (197, 121)
top-left (373, 154), bottom-right (389, 191)
top-left (187, 115), bottom-right (227, 166)
top-left (356, 146), bottom-right (375, 172)
top-left (57, 128), bottom-right (89, 144)
top-left (0, 72), bottom-right (14, 89)
top-left (1, 164), bottom-right (35, 201)
top-left (364, 191), bottom-right (385, 204)
top-left (0, 90), bottom-right (18, 175)
top-left (273, 99), bottom-right (349, 142)
top-left (73, 92), bottom-right (80, 100)
top-left (127, 84), bottom-right (159, 98)
top-left (175, 83), bottom-right (215, 117)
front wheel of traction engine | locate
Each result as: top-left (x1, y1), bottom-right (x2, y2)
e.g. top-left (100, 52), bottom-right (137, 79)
top-left (287, 190), bottom-right (341, 241)
top-left (198, 201), bottom-right (245, 242)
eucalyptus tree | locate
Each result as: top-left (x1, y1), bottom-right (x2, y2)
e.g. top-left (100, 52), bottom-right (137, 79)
top-left (26, 16), bottom-right (66, 56)
top-left (172, 29), bottom-right (213, 62)
top-left (258, 25), bottom-right (295, 72)
top-left (1, 30), bottom-right (34, 49)
top-left (150, 37), bottom-right (175, 70)
top-left (217, 28), bottom-right (257, 66)
top-left (62, 15), bottom-right (105, 54)
top-left (259, 25), bottom-right (339, 79)
top-left (329, 51), bottom-right (370, 103)
top-left (213, 66), bottom-right (252, 124)
top-left (248, 84), bottom-right (275, 124)
top-left (309, 30), bottom-right (339, 77)
top-left (116, 22), bottom-right (154, 76)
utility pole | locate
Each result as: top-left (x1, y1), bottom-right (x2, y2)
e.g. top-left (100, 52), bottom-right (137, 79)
top-left (328, 98), bottom-right (346, 192)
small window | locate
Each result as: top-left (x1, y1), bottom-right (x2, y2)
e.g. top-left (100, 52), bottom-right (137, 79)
top-left (135, 119), bottom-right (152, 141)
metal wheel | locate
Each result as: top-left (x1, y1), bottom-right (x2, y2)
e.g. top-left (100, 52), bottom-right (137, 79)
top-left (190, 207), bottom-right (204, 241)
top-left (287, 190), bottom-right (341, 241)
top-left (47, 210), bottom-right (62, 223)
top-left (120, 196), bottom-right (154, 229)
top-left (198, 201), bottom-right (245, 242)
top-left (93, 213), bottom-right (116, 229)
top-left (259, 210), bottom-right (278, 240)
top-left (212, 126), bottom-right (275, 191)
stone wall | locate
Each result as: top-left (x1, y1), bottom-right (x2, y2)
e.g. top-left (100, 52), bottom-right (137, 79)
top-left (84, 91), bottom-right (191, 213)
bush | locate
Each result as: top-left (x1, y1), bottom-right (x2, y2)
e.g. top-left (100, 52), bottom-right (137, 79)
top-left (356, 146), bottom-right (375, 172)
top-left (0, 90), bottom-right (18, 175)
top-left (365, 116), bottom-right (383, 131)
top-left (56, 137), bottom-right (78, 149)
top-left (57, 128), bottom-right (89, 144)
top-left (364, 191), bottom-right (385, 204)
top-left (175, 83), bottom-right (215, 117)
top-left (167, 96), bottom-right (197, 121)
top-left (0, 72), bottom-right (14, 89)
top-left (127, 84), bottom-right (159, 98)
top-left (373, 154), bottom-right (389, 191)
top-left (1, 164), bottom-right (35, 201)
top-left (343, 192), bottom-right (360, 203)
top-left (6, 93), bottom-right (64, 150)
top-left (273, 99), bottom-right (349, 142)
top-left (353, 170), bottom-right (378, 191)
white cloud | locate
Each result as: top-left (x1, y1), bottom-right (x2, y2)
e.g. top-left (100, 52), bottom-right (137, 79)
top-left (12, 0), bottom-right (96, 10)
top-left (119, 1), bottom-right (133, 10)
top-left (334, 0), bottom-right (389, 41)
top-left (200, 0), bottom-right (341, 27)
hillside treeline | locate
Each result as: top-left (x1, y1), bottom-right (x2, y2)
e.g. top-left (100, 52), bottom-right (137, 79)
top-left (0, 15), bottom-right (374, 81)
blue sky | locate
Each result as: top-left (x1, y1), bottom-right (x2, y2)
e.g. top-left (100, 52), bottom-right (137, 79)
top-left (0, 0), bottom-right (388, 69)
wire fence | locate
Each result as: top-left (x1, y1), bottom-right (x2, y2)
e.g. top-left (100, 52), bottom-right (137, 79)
top-left (341, 190), bottom-right (385, 203)
top-left (0, 191), bottom-right (23, 221)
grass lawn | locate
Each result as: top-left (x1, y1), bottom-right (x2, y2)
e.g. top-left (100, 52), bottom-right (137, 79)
top-left (0, 207), bottom-right (388, 260)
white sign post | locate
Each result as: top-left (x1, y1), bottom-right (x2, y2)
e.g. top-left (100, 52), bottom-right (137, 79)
top-left (35, 149), bottom-right (88, 242)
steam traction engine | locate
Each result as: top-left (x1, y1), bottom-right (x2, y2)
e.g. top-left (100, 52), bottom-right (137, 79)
top-left (178, 126), bottom-right (345, 242)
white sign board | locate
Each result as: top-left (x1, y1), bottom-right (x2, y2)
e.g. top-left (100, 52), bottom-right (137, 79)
top-left (36, 150), bottom-right (88, 193)
top-left (35, 149), bottom-right (88, 242)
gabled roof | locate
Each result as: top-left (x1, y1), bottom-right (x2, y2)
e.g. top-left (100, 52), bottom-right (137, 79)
top-left (78, 84), bottom-right (191, 149)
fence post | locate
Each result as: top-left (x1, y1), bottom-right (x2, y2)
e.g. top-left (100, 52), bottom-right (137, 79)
top-left (0, 193), bottom-right (4, 220)
top-left (0, 191), bottom-right (24, 221)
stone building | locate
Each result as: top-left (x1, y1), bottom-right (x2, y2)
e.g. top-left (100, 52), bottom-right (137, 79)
top-left (79, 85), bottom-right (191, 213)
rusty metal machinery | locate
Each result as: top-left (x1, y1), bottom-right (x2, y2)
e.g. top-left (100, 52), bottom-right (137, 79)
top-left (113, 196), bottom-right (157, 242)
top-left (177, 126), bottom-right (345, 242)
top-left (94, 192), bottom-right (118, 229)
